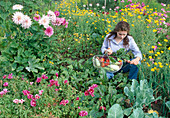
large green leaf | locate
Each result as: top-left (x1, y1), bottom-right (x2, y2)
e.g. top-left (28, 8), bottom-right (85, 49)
top-left (108, 104), bottom-right (123, 118)
top-left (129, 108), bottom-right (144, 118)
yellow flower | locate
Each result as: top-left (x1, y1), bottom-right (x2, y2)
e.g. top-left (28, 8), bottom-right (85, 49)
top-left (86, 21), bottom-right (88, 23)
top-left (157, 52), bottom-right (160, 55)
top-left (155, 54), bottom-right (158, 56)
top-left (151, 68), bottom-right (155, 71)
top-left (149, 56), bottom-right (152, 59)
top-left (158, 43), bottom-right (162, 46)
top-left (87, 38), bottom-right (89, 40)
top-left (95, 27), bottom-right (97, 29)
top-left (147, 26), bottom-right (149, 28)
top-left (166, 63), bottom-right (168, 66)
top-left (43, 59), bottom-right (45, 61)
top-left (168, 47), bottom-right (170, 50)
top-left (158, 62), bottom-right (162, 65)
top-left (159, 64), bottom-right (163, 68)
top-left (154, 67), bottom-right (157, 69)
top-left (148, 109), bottom-right (159, 116)
top-left (154, 62), bottom-right (157, 65)
top-left (149, 50), bottom-right (153, 53)
top-left (152, 46), bottom-right (155, 49)
top-left (161, 51), bottom-right (164, 53)
top-left (49, 61), bottom-right (52, 63)
top-left (164, 39), bottom-right (168, 42)
top-left (138, 15), bottom-right (141, 19)
top-left (153, 29), bottom-right (157, 32)
top-left (131, 24), bottom-right (134, 27)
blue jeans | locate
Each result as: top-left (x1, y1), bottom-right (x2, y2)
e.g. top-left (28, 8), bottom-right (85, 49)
top-left (106, 59), bottom-right (141, 80)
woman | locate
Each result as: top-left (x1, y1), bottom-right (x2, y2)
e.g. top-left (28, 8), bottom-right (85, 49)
top-left (101, 21), bottom-right (142, 80)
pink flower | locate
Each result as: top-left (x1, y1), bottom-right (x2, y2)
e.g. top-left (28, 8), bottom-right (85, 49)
top-left (36, 77), bottom-right (42, 83)
top-left (128, 0), bottom-right (132, 3)
top-left (33, 14), bottom-right (41, 21)
top-left (76, 97), bottom-right (79, 100)
top-left (161, 3), bottom-right (166, 6)
top-left (99, 106), bottom-right (106, 111)
top-left (27, 94), bottom-right (33, 99)
top-left (88, 87), bottom-right (94, 95)
top-left (121, 0), bottom-right (125, 3)
top-left (3, 89), bottom-right (9, 94)
top-left (0, 91), bottom-right (4, 96)
top-left (64, 80), bottom-right (68, 84)
top-left (8, 73), bottom-right (13, 79)
top-left (19, 99), bottom-right (25, 104)
top-left (55, 73), bottom-right (58, 78)
top-left (31, 99), bottom-right (36, 107)
top-left (55, 81), bottom-right (59, 86)
top-left (39, 90), bottom-right (44, 95)
top-left (54, 11), bottom-right (60, 16)
top-left (154, 45), bottom-right (157, 51)
top-left (55, 89), bottom-right (59, 91)
top-left (44, 26), bottom-right (53, 37)
top-left (41, 74), bottom-right (48, 79)
top-left (22, 90), bottom-right (30, 96)
top-left (59, 99), bottom-right (69, 106)
top-left (79, 110), bottom-right (88, 117)
top-left (3, 82), bottom-right (8, 87)
top-left (30, 82), bottom-right (34, 85)
top-left (52, 17), bottom-right (62, 26)
top-left (35, 94), bottom-right (40, 99)
top-left (99, 98), bottom-right (101, 100)
top-left (78, 107), bottom-right (80, 109)
top-left (65, 21), bottom-right (68, 28)
top-left (3, 75), bottom-right (7, 79)
top-left (13, 99), bottom-right (19, 104)
top-left (91, 84), bottom-right (98, 88)
top-left (84, 91), bottom-right (89, 96)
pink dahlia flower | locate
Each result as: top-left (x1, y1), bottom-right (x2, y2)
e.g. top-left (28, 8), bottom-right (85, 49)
top-left (44, 26), bottom-right (53, 37)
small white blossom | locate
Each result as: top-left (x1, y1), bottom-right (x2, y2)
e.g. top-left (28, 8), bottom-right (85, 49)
top-left (12, 4), bottom-right (23, 10)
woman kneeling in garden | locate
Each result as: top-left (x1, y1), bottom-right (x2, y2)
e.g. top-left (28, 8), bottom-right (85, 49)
top-left (101, 21), bottom-right (142, 80)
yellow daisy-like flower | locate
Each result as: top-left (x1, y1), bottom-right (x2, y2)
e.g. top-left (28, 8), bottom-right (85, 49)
top-left (155, 54), bottom-right (158, 56)
top-left (95, 27), bottom-right (97, 29)
top-left (158, 62), bottom-right (162, 65)
top-left (148, 109), bottom-right (159, 116)
top-left (157, 52), bottom-right (160, 55)
top-left (161, 51), bottom-right (164, 53)
top-left (87, 38), bottom-right (89, 40)
top-left (149, 56), bottom-right (152, 59)
top-left (86, 21), bottom-right (88, 23)
top-left (164, 39), bottom-right (168, 42)
top-left (168, 47), bottom-right (170, 50)
top-left (158, 43), bottom-right (162, 46)
top-left (131, 24), bottom-right (134, 27)
top-left (152, 46), bottom-right (155, 48)
top-left (159, 64), bottom-right (163, 68)
top-left (151, 68), bottom-right (155, 71)
top-left (138, 15), bottom-right (141, 19)
top-left (154, 62), bottom-right (157, 65)
top-left (153, 29), bottom-right (157, 32)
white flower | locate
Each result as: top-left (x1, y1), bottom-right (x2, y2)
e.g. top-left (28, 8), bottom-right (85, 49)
top-left (12, 12), bottom-right (24, 25)
top-left (47, 10), bottom-right (56, 22)
top-left (12, 4), bottom-right (23, 10)
top-left (21, 15), bottom-right (32, 29)
top-left (89, 3), bottom-right (92, 7)
top-left (19, 99), bottom-right (25, 104)
top-left (102, 6), bottom-right (105, 9)
top-left (96, 3), bottom-right (100, 7)
top-left (39, 15), bottom-right (50, 28)
top-left (83, 5), bottom-right (86, 7)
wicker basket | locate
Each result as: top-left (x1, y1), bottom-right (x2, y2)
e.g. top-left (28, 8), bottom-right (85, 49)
top-left (93, 54), bottom-right (123, 73)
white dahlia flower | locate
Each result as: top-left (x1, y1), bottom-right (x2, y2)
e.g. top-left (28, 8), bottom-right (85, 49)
top-left (47, 10), bottom-right (56, 22)
top-left (12, 12), bottom-right (24, 25)
top-left (21, 15), bottom-right (32, 29)
top-left (38, 15), bottom-right (50, 28)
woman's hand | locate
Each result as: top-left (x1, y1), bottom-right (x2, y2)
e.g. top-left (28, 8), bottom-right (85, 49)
top-left (126, 57), bottom-right (140, 65)
top-left (105, 48), bottom-right (113, 55)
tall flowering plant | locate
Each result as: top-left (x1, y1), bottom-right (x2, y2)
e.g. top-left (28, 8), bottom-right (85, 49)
top-left (1, 4), bottom-right (69, 79)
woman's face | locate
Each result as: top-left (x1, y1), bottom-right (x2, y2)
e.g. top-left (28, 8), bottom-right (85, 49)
top-left (116, 31), bottom-right (127, 40)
